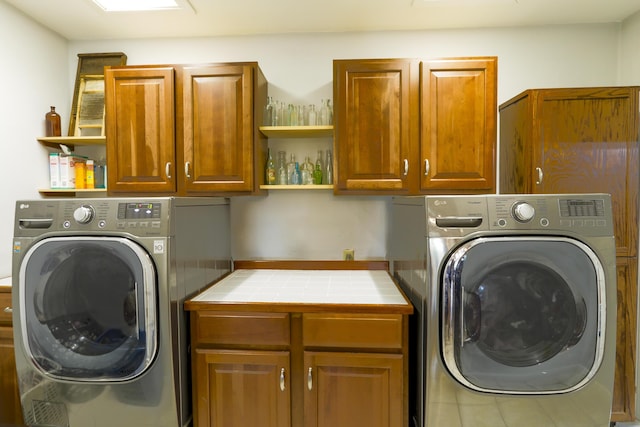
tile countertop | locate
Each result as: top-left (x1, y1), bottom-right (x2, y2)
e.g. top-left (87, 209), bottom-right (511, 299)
top-left (187, 269), bottom-right (413, 314)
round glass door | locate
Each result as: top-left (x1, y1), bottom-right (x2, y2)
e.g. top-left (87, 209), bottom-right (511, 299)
top-left (441, 237), bottom-right (606, 394)
top-left (18, 236), bottom-right (158, 382)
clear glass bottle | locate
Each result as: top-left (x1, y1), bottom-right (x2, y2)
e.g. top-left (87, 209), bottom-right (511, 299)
top-left (263, 96), bottom-right (273, 126)
top-left (290, 104), bottom-right (298, 126)
top-left (327, 99), bottom-right (333, 125)
top-left (286, 153), bottom-right (297, 185)
top-left (302, 156), bottom-right (314, 185)
top-left (265, 148), bottom-right (276, 185)
top-left (324, 149), bottom-right (333, 185)
top-left (319, 99), bottom-right (329, 126)
top-left (277, 151), bottom-right (287, 185)
top-left (313, 150), bottom-right (323, 185)
top-left (308, 104), bottom-right (317, 126)
top-left (45, 106), bottom-right (61, 137)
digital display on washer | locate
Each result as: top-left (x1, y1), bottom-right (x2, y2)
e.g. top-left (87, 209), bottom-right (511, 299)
top-left (559, 199), bottom-right (605, 217)
top-left (117, 203), bottom-right (162, 219)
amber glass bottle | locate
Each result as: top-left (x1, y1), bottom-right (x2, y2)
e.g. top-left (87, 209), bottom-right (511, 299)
top-left (45, 106), bottom-right (61, 137)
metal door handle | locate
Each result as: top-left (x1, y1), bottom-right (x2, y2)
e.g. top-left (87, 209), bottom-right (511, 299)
top-left (185, 162), bottom-right (191, 179)
top-left (403, 159), bottom-right (409, 176)
top-left (535, 167), bottom-right (543, 185)
top-left (165, 162), bottom-right (172, 179)
top-left (307, 367), bottom-right (313, 390)
top-left (279, 368), bottom-right (285, 391)
top-left (3, 307), bottom-right (12, 313)
top-left (424, 159), bottom-right (430, 176)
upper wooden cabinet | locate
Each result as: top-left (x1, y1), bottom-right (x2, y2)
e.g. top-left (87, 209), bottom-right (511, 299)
top-left (499, 86), bottom-right (639, 258)
top-left (105, 62), bottom-right (267, 196)
top-left (105, 66), bottom-right (176, 193)
top-left (420, 57), bottom-right (497, 193)
top-left (333, 59), bottom-right (419, 194)
top-left (333, 57), bottom-right (497, 195)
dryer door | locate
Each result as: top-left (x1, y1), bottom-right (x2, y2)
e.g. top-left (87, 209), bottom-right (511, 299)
top-left (18, 236), bottom-right (158, 382)
top-left (441, 236), bottom-right (606, 394)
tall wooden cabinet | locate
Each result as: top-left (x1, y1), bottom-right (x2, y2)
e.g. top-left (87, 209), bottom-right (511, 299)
top-left (499, 86), bottom-right (640, 422)
top-left (0, 288), bottom-right (24, 426)
top-left (105, 62), bottom-right (267, 196)
top-left (333, 57), bottom-right (496, 195)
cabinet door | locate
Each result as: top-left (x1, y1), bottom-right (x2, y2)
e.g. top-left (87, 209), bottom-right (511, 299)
top-left (333, 59), bottom-right (418, 194)
top-left (303, 351), bottom-right (403, 427)
top-left (193, 349), bottom-right (290, 427)
top-left (105, 67), bottom-right (176, 193)
top-left (420, 57), bottom-right (496, 193)
top-left (178, 64), bottom-right (259, 194)
top-left (533, 87), bottom-right (639, 257)
top-left (0, 326), bottom-right (24, 425)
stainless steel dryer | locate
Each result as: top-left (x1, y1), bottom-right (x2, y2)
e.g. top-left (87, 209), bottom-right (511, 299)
top-left (12, 197), bottom-right (231, 427)
top-left (389, 194), bottom-right (617, 427)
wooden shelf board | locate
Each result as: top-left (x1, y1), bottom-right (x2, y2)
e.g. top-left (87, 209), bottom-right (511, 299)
top-left (259, 184), bottom-right (333, 190)
top-left (37, 136), bottom-right (106, 149)
top-left (259, 126), bottom-right (333, 138)
top-left (39, 188), bottom-right (107, 196)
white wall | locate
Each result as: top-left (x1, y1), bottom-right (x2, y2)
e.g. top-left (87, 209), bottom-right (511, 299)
top-left (621, 10), bottom-right (640, 84)
top-left (0, 2), bottom-right (69, 277)
top-left (0, 11), bottom-right (632, 271)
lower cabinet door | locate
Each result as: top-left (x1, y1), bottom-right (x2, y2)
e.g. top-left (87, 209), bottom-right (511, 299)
top-left (0, 325), bottom-right (24, 425)
top-left (193, 349), bottom-right (291, 427)
top-left (303, 351), bottom-right (404, 427)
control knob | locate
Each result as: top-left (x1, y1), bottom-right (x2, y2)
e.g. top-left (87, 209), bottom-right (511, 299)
top-left (512, 201), bottom-right (535, 223)
top-left (73, 205), bottom-right (94, 224)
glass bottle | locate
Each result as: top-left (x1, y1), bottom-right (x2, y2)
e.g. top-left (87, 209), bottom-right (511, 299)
top-left (276, 151), bottom-right (287, 185)
top-left (45, 106), bottom-right (61, 137)
top-left (324, 149), bottom-right (333, 185)
top-left (308, 104), bottom-right (317, 126)
top-left (265, 148), bottom-right (276, 185)
top-left (327, 99), bottom-right (333, 125)
top-left (319, 99), bottom-right (329, 126)
top-left (263, 96), bottom-right (273, 126)
top-left (301, 156), bottom-right (313, 185)
top-left (290, 104), bottom-right (298, 126)
top-left (286, 153), bottom-right (297, 185)
top-left (313, 150), bottom-right (323, 185)
top-left (290, 162), bottom-right (301, 185)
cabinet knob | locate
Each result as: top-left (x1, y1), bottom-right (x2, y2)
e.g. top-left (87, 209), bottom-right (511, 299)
top-left (424, 159), bottom-right (430, 176)
top-left (165, 162), bottom-right (172, 179)
top-left (403, 159), bottom-right (409, 176)
top-left (185, 162), bottom-right (192, 179)
top-left (307, 367), bottom-right (313, 391)
top-left (3, 307), bottom-right (12, 313)
top-left (535, 167), bottom-right (543, 185)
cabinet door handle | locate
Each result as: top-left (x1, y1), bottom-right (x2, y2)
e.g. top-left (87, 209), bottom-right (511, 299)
top-left (403, 159), bottom-right (409, 176)
top-left (535, 167), bottom-right (543, 185)
top-left (185, 162), bottom-right (191, 179)
top-left (3, 307), bottom-right (11, 313)
top-left (279, 368), bottom-right (285, 392)
top-left (165, 162), bottom-right (172, 179)
top-left (307, 367), bottom-right (313, 391)
top-left (424, 159), bottom-right (430, 176)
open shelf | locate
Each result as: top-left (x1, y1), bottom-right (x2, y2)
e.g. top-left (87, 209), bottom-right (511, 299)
top-left (37, 136), bottom-right (106, 150)
top-left (38, 188), bottom-right (107, 197)
top-left (259, 184), bottom-right (333, 190)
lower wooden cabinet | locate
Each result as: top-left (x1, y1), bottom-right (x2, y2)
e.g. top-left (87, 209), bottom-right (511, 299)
top-left (189, 310), bottom-right (409, 427)
top-left (0, 288), bottom-right (24, 426)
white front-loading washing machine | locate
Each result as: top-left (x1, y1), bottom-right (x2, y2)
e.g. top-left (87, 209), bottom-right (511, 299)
top-left (389, 194), bottom-right (617, 427)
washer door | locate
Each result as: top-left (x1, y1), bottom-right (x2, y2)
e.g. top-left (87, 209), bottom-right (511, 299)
top-left (441, 236), bottom-right (606, 394)
top-left (19, 236), bottom-right (158, 382)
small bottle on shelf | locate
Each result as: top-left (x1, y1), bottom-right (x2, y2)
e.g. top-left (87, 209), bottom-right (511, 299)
top-left (265, 148), bottom-right (276, 185)
top-left (290, 162), bottom-right (301, 185)
top-left (45, 106), bottom-right (61, 137)
top-left (324, 149), bottom-right (333, 185)
top-left (313, 150), bottom-right (323, 185)
top-left (286, 154), bottom-right (297, 184)
top-left (277, 151), bottom-right (287, 185)
top-left (308, 105), bottom-right (317, 126)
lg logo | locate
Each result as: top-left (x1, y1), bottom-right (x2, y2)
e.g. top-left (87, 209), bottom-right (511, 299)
top-left (19, 203), bottom-right (30, 209)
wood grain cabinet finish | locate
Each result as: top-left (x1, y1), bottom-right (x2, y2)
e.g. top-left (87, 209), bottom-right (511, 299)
top-left (189, 310), bottom-right (408, 427)
top-left (333, 57), bottom-right (497, 195)
top-left (333, 58), bottom-right (418, 194)
top-left (105, 62), bottom-right (267, 196)
top-left (420, 57), bottom-right (496, 193)
top-left (499, 86), bottom-right (640, 422)
top-left (0, 289), bottom-right (24, 426)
